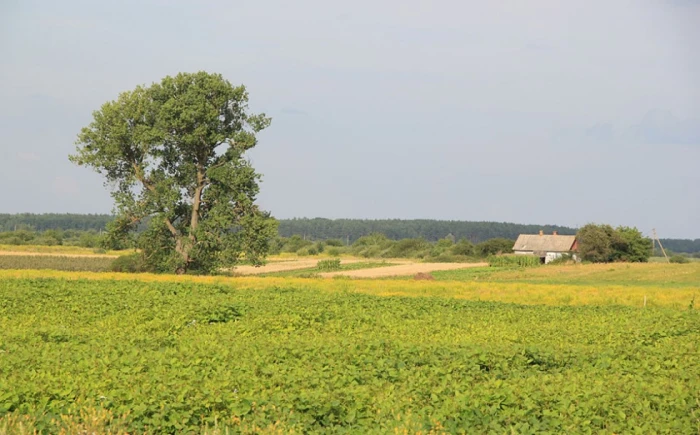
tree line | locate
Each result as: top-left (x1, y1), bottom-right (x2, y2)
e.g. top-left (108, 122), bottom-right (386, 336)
top-left (277, 218), bottom-right (577, 244)
top-left (1, 214), bottom-right (699, 255)
top-left (0, 214), bottom-right (112, 232)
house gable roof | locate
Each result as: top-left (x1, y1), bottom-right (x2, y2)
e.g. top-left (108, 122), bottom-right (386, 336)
top-left (513, 234), bottom-right (576, 252)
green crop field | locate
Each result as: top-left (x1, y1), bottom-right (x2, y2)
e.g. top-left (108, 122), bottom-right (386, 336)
top-left (1, 275), bottom-right (699, 433)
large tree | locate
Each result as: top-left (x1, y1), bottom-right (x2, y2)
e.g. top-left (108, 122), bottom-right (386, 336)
top-left (577, 224), bottom-right (652, 263)
top-left (70, 72), bottom-right (277, 273)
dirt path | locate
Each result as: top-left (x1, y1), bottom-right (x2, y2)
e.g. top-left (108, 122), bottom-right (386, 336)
top-left (0, 250), bottom-right (119, 259)
top-left (233, 259), bottom-right (368, 275)
top-left (319, 262), bottom-right (488, 278)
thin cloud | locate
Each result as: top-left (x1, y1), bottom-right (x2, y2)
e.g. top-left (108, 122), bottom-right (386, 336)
top-left (16, 151), bottom-right (40, 161)
top-left (280, 108), bottom-right (309, 116)
top-left (52, 176), bottom-right (80, 196)
top-left (632, 110), bottom-right (700, 145)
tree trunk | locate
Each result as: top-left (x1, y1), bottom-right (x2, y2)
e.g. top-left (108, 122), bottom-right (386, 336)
top-left (174, 237), bottom-right (190, 273)
top-left (190, 168), bottom-right (205, 240)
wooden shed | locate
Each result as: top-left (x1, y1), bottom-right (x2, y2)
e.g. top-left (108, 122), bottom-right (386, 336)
top-left (512, 231), bottom-right (578, 264)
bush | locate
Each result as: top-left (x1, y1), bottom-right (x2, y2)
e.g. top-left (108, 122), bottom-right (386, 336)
top-left (32, 236), bottom-right (60, 246)
top-left (313, 242), bottom-right (325, 253)
top-left (451, 239), bottom-right (475, 256)
top-left (487, 254), bottom-right (540, 268)
top-left (388, 238), bottom-right (431, 258)
top-left (325, 239), bottom-right (345, 247)
top-left (670, 255), bottom-right (689, 264)
top-left (476, 238), bottom-right (514, 257)
top-left (282, 235), bottom-right (313, 253)
top-left (577, 224), bottom-right (652, 263)
top-left (317, 258), bottom-right (341, 271)
top-left (110, 253), bottom-right (148, 273)
top-left (326, 247), bottom-right (341, 256)
top-left (357, 246), bottom-right (383, 258)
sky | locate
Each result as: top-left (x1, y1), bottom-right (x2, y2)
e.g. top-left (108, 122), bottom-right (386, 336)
top-left (1, 0), bottom-right (699, 238)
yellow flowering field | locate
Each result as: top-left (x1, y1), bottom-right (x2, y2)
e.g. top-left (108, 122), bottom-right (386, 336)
top-left (1, 262), bottom-right (697, 310)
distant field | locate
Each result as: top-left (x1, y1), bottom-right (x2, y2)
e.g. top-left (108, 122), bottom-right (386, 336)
top-left (1, 263), bottom-right (698, 310)
top-left (0, 255), bottom-right (116, 272)
top-left (0, 244), bottom-right (122, 257)
top-left (429, 263), bottom-right (700, 288)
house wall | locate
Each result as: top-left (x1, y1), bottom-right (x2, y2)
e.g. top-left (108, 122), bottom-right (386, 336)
top-left (544, 252), bottom-right (580, 264)
top-left (544, 252), bottom-right (562, 264)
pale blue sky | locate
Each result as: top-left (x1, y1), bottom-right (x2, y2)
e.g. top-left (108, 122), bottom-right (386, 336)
top-left (1, 0), bottom-right (699, 237)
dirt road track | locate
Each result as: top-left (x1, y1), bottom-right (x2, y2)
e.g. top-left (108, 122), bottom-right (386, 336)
top-left (234, 259), bottom-right (367, 275)
top-left (319, 262), bottom-right (488, 278)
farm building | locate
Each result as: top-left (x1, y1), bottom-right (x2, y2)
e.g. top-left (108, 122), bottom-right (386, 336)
top-left (512, 231), bottom-right (578, 264)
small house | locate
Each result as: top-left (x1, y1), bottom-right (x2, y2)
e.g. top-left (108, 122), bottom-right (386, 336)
top-left (512, 231), bottom-right (577, 264)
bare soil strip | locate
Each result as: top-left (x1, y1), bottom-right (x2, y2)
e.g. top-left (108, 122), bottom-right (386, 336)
top-left (319, 262), bottom-right (488, 278)
top-left (234, 259), bottom-right (366, 275)
top-left (0, 251), bottom-right (119, 259)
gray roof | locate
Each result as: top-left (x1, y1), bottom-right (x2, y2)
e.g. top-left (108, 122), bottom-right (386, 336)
top-left (513, 234), bottom-right (576, 253)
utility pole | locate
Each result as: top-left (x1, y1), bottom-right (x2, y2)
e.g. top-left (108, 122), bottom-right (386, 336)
top-left (652, 229), bottom-right (669, 263)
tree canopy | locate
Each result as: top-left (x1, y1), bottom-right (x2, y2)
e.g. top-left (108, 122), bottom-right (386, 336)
top-left (577, 224), bottom-right (652, 263)
top-left (70, 72), bottom-right (277, 273)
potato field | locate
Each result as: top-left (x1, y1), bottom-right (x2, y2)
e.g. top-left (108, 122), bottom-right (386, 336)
top-left (1, 272), bottom-right (699, 433)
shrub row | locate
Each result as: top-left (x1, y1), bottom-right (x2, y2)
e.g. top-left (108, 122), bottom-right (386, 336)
top-left (487, 254), bottom-right (541, 268)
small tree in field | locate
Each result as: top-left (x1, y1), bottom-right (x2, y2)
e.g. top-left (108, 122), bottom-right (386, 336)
top-left (576, 224), bottom-right (615, 263)
top-left (577, 224), bottom-right (652, 263)
top-left (71, 72), bottom-right (277, 274)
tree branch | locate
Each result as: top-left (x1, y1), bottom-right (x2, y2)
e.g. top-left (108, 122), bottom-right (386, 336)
top-left (131, 162), bottom-right (180, 238)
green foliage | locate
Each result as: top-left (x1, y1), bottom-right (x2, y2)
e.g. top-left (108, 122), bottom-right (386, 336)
top-left (109, 253), bottom-right (148, 273)
top-left (278, 218), bottom-right (577, 244)
top-left (0, 213), bottom-right (112, 232)
top-left (316, 258), bottom-right (342, 271)
top-left (577, 224), bottom-right (614, 263)
top-left (325, 247), bottom-right (342, 257)
top-left (388, 238), bottom-right (431, 258)
top-left (279, 235), bottom-right (313, 253)
top-left (476, 238), bottom-right (514, 256)
top-left (70, 72), bottom-right (276, 274)
top-left (0, 255), bottom-right (114, 272)
top-left (616, 226), bottom-right (653, 262)
top-left (1, 278), bottom-right (699, 432)
top-left (670, 255), bottom-right (689, 264)
top-left (351, 233), bottom-right (394, 258)
top-left (3, 215), bottom-right (700, 255)
top-left (0, 229), bottom-right (107, 249)
top-left (577, 224), bottom-right (652, 263)
top-left (451, 238), bottom-right (475, 256)
top-left (487, 254), bottom-right (541, 268)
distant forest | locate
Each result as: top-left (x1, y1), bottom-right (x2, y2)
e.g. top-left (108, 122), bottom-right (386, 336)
top-left (0, 214), bottom-right (113, 232)
top-left (0, 214), bottom-right (698, 253)
top-left (277, 218), bottom-right (577, 244)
